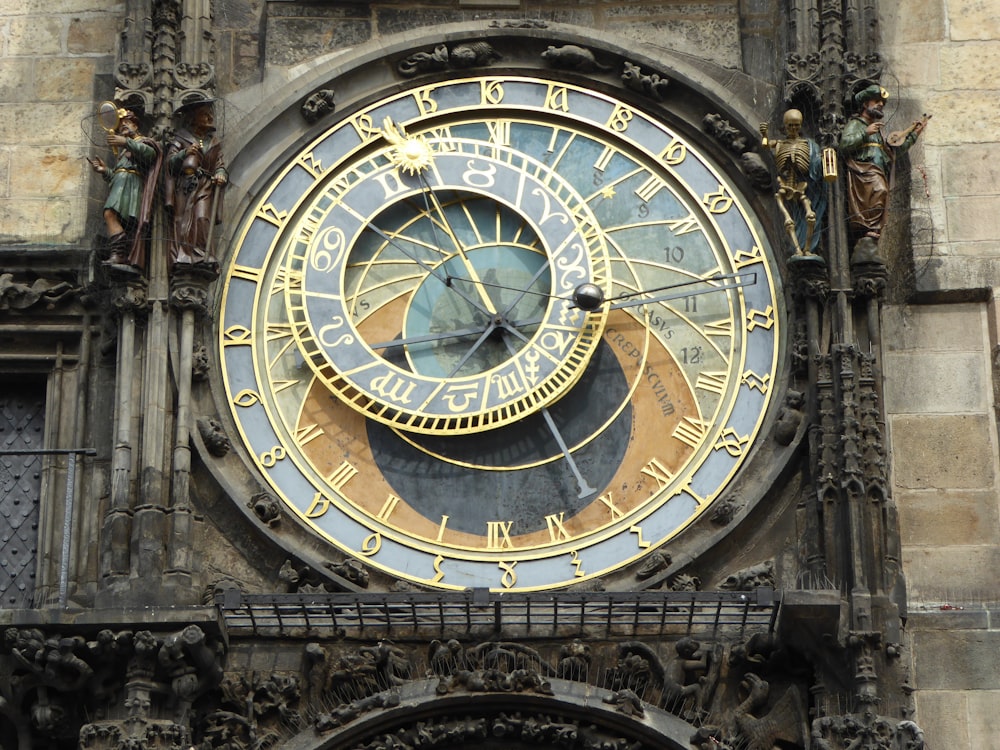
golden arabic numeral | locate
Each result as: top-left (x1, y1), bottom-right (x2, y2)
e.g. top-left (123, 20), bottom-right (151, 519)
top-left (747, 306), bottom-right (775, 331)
top-left (630, 525), bottom-right (652, 549)
top-left (223, 326), bottom-right (252, 346)
top-left (256, 203), bottom-right (288, 226)
top-left (715, 427), bottom-right (750, 458)
top-left (233, 389), bottom-right (261, 408)
top-left (498, 561), bottom-right (518, 589)
top-left (703, 186), bottom-right (733, 214)
top-left (360, 532), bottom-right (382, 556)
top-left (570, 550), bottom-right (585, 578)
top-left (349, 113), bottom-right (380, 140)
top-left (606, 104), bottom-right (634, 132)
top-left (259, 446), bottom-right (286, 468)
top-left (481, 79), bottom-right (505, 105)
top-left (413, 87), bottom-right (439, 115)
top-left (733, 246), bottom-right (764, 268)
top-left (298, 152), bottom-right (324, 179)
top-left (544, 84), bottom-right (570, 112)
top-left (305, 492), bottom-right (333, 518)
top-left (431, 555), bottom-right (446, 584)
top-left (659, 138), bottom-right (687, 165)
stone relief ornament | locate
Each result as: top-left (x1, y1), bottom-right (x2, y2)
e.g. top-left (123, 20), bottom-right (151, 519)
top-left (249, 491), bottom-right (281, 526)
top-left (301, 88), bottom-right (336, 124)
top-left (397, 42), bottom-right (501, 77)
top-left (721, 560), bottom-right (776, 590)
top-left (0, 274), bottom-right (78, 311)
top-left (541, 44), bottom-right (613, 73)
top-left (621, 61), bottom-right (670, 100)
top-left (197, 416), bottom-right (231, 457)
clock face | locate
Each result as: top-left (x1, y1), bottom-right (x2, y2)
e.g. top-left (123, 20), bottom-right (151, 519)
top-left (219, 75), bottom-right (782, 591)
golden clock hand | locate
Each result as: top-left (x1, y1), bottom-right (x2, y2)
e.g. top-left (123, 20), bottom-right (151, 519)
top-left (415, 171), bottom-right (498, 315)
top-left (358, 218), bottom-right (494, 318)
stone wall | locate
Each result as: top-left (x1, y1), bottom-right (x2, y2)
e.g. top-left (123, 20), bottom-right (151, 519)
top-left (882, 2), bottom-right (1000, 748)
top-left (0, 0), bottom-right (116, 246)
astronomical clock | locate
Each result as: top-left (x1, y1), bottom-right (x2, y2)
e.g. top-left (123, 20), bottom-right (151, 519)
top-left (216, 71), bottom-right (784, 592)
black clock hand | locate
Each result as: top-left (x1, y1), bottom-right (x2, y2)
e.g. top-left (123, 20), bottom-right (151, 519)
top-left (498, 331), bottom-right (596, 498)
top-left (446, 321), bottom-right (500, 379)
top-left (367, 323), bottom-right (492, 352)
top-left (601, 272), bottom-right (756, 311)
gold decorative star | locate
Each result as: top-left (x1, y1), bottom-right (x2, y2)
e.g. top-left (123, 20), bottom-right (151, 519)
top-left (601, 186), bottom-right (617, 199)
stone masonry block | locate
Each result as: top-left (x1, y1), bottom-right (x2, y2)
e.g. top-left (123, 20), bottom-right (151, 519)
top-left (68, 15), bottom-right (117, 55)
top-left (0, 59), bottom-right (34, 103)
top-left (912, 691), bottom-right (970, 749)
top-left (919, 90), bottom-right (1000, 146)
top-left (34, 58), bottom-right (99, 102)
top-left (940, 44), bottom-right (1000, 92)
top-left (890, 414), bottom-right (995, 489)
top-left (881, 0), bottom-right (946, 45)
top-left (0, 102), bottom-right (93, 147)
top-left (883, 43), bottom-right (941, 89)
top-left (946, 196), bottom-right (1000, 243)
top-left (940, 143), bottom-right (1000, 198)
top-left (10, 146), bottom-right (88, 197)
top-left (947, 0), bottom-right (1000, 41)
top-left (882, 303), bottom-right (985, 353)
top-left (7, 16), bottom-right (64, 56)
top-left (915, 256), bottom-right (1000, 295)
top-left (903, 546), bottom-right (1000, 603)
top-left (883, 351), bottom-right (987, 413)
top-left (607, 20), bottom-right (740, 67)
top-left (966, 691), bottom-right (1000, 748)
top-left (0, 195), bottom-right (83, 245)
top-left (912, 629), bottom-right (1000, 690)
top-left (896, 489), bottom-right (1000, 547)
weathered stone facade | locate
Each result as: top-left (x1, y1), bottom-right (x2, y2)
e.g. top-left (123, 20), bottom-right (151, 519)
top-left (1, 1), bottom-right (997, 749)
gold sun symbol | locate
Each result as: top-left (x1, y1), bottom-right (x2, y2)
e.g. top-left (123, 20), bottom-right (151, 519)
top-left (382, 117), bottom-right (434, 174)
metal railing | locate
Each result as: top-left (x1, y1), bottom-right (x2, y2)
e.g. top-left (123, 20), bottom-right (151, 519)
top-left (216, 587), bottom-right (779, 640)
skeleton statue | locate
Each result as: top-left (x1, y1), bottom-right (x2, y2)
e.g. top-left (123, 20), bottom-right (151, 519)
top-left (760, 109), bottom-right (826, 255)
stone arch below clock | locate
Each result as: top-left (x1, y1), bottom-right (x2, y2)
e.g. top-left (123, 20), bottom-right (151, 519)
top-left (277, 678), bottom-right (698, 750)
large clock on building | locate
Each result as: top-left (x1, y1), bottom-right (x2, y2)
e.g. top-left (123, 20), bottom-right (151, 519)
top-left (218, 75), bottom-right (782, 591)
